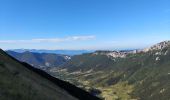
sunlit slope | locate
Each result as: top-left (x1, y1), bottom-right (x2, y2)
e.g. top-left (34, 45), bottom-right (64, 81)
top-left (51, 42), bottom-right (170, 100)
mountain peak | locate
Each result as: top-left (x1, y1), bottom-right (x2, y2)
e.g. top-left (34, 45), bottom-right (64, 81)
top-left (93, 41), bottom-right (170, 58)
top-left (143, 40), bottom-right (170, 52)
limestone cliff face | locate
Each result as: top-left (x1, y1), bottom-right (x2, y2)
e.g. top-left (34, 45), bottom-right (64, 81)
top-left (143, 41), bottom-right (170, 52)
top-left (94, 41), bottom-right (170, 58)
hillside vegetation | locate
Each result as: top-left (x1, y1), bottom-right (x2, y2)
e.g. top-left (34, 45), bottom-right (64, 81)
top-left (0, 49), bottom-right (100, 100)
top-left (49, 41), bottom-right (170, 100)
top-left (7, 51), bottom-right (70, 69)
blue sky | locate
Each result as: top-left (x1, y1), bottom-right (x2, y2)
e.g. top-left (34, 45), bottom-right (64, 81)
top-left (0, 0), bottom-right (170, 50)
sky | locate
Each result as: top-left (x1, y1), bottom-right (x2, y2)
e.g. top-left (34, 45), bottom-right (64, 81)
top-left (0, 0), bottom-right (170, 50)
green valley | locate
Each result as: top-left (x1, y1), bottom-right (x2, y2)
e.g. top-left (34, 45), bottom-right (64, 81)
top-left (49, 41), bottom-right (170, 100)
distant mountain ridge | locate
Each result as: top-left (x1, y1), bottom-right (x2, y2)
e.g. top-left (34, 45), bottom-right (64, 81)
top-left (6, 51), bottom-right (70, 69)
top-left (9, 49), bottom-right (94, 56)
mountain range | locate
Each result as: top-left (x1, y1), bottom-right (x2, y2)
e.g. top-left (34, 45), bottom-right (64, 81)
top-left (48, 41), bottom-right (170, 100)
top-left (0, 49), bottom-right (100, 100)
top-left (9, 49), bottom-right (94, 56)
top-left (5, 41), bottom-right (170, 100)
top-left (6, 51), bottom-right (71, 69)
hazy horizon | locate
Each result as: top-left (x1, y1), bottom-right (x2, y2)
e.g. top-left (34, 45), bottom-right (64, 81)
top-left (3, 40), bottom-right (167, 51)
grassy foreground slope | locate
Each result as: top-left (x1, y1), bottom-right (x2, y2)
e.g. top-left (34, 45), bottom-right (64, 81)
top-left (0, 49), bottom-right (100, 100)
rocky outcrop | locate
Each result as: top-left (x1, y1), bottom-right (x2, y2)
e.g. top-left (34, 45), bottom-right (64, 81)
top-left (94, 41), bottom-right (170, 58)
top-left (143, 41), bottom-right (170, 52)
top-left (94, 51), bottom-right (128, 58)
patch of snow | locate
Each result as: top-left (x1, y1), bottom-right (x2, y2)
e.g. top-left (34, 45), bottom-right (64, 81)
top-left (160, 88), bottom-right (165, 93)
top-left (86, 69), bottom-right (93, 73)
top-left (164, 50), bottom-right (168, 55)
top-left (155, 52), bottom-right (161, 55)
top-left (45, 62), bottom-right (50, 67)
top-left (39, 65), bottom-right (45, 68)
top-left (64, 56), bottom-right (71, 60)
top-left (70, 70), bottom-right (82, 75)
top-left (156, 57), bottom-right (160, 61)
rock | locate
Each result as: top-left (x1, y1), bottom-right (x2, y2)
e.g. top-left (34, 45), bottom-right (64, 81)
top-left (143, 41), bottom-right (170, 52)
top-left (156, 57), bottom-right (160, 61)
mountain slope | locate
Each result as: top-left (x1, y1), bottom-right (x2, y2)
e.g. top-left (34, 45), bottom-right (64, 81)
top-left (49, 41), bottom-right (170, 100)
top-left (0, 49), bottom-right (100, 100)
top-left (6, 51), bottom-right (70, 68)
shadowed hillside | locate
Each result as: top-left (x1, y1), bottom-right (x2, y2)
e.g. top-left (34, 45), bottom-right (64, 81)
top-left (0, 49), bottom-right (101, 100)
